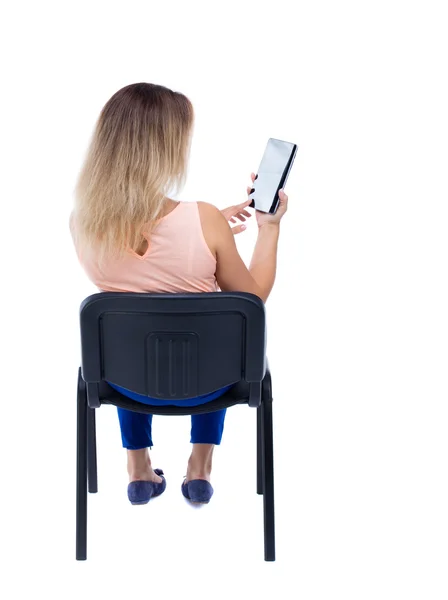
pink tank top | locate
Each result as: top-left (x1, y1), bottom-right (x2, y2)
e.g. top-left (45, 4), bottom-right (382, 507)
top-left (71, 201), bottom-right (218, 293)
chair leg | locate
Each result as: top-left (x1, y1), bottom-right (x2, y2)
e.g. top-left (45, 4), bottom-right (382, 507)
top-left (262, 397), bottom-right (275, 561)
top-left (256, 405), bottom-right (263, 495)
top-left (87, 407), bottom-right (98, 494)
top-left (76, 372), bottom-right (88, 560)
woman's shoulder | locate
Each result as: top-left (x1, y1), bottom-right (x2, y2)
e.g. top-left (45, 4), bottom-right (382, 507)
top-left (194, 202), bottom-right (224, 259)
top-left (196, 200), bottom-right (218, 211)
top-left (196, 201), bottom-right (228, 235)
top-left (196, 201), bottom-right (221, 221)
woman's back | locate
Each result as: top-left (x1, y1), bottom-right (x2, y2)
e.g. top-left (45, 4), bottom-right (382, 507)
top-left (71, 200), bottom-right (218, 294)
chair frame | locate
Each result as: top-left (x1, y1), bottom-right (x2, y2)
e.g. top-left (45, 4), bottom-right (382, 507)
top-left (75, 292), bottom-right (276, 561)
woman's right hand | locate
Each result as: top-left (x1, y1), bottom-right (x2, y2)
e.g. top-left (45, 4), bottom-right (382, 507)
top-left (247, 172), bottom-right (289, 228)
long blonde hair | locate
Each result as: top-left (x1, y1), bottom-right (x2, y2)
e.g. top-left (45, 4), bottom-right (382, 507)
top-left (72, 82), bottom-right (194, 261)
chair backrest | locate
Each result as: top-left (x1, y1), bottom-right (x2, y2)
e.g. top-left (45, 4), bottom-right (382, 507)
top-left (79, 292), bottom-right (266, 400)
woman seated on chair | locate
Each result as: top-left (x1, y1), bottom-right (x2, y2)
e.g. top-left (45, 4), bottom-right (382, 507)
top-left (70, 82), bottom-right (288, 505)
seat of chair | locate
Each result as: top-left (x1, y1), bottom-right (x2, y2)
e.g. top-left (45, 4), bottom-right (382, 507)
top-left (96, 379), bottom-right (252, 416)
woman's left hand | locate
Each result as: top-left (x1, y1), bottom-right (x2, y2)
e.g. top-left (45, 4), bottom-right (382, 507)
top-left (221, 199), bottom-right (252, 235)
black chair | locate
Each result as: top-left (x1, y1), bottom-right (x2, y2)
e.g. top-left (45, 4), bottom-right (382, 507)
top-left (76, 291), bottom-right (276, 561)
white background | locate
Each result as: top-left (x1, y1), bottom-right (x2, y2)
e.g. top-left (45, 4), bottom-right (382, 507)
top-left (1, 1), bottom-right (447, 598)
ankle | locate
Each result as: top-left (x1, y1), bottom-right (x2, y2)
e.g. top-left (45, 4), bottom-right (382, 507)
top-left (186, 468), bottom-right (211, 483)
top-left (187, 463), bottom-right (211, 475)
top-left (187, 446), bottom-right (214, 481)
top-left (127, 448), bottom-right (151, 474)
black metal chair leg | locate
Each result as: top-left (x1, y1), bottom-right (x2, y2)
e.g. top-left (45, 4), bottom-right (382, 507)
top-left (256, 405), bottom-right (263, 495)
top-left (262, 397), bottom-right (275, 561)
top-left (76, 371), bottom-right (88, 560)
top-left (87, 408), bottom-right (98, 494)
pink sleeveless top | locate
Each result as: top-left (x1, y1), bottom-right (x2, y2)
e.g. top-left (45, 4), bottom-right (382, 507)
top-left (70, 201), bottom-right (218, 293)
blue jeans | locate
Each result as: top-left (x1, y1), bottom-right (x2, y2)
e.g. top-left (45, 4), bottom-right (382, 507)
top-left (108, 382), bottom-right (231, 450)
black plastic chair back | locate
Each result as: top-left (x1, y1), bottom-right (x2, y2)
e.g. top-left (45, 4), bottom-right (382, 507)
top-left (80, 291), bottom-right (266, 403)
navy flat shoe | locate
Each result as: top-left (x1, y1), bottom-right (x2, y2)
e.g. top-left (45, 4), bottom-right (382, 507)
top-left (127, 469), bottom-right (166, 505)
top-left (181, 478), bottom-right (214, 504)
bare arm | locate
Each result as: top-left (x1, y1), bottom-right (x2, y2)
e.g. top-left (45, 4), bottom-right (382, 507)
top-left (205, 206), bottom-right (265, 299)
top-left (198, 174), bottom-right (288, 302)
top-left (248, 223), bottom-right (280, 301)
top-left (200, 205), bottom-right (287, 302)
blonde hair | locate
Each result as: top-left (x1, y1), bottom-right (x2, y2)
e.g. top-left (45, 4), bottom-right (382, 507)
top-left (72, 82), bottom-right (194, 261)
